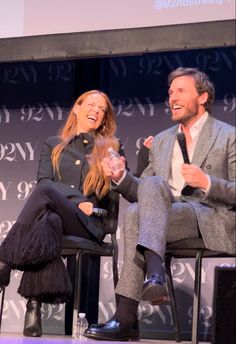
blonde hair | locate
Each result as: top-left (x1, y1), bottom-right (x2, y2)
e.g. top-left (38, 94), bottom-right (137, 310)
top-left (51, 90), bottom-right (119, 199)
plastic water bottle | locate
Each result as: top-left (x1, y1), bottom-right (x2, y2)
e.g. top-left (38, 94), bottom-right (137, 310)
top-left (76, 313), bottom-right (88, 339)
top-left (107, 147), bottom-right (123, 173)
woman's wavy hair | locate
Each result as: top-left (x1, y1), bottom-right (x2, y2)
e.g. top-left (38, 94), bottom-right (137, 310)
top-left (168, 67), bottom-right (215, 113)
top-left (51, 90), bottom-right (119, 199)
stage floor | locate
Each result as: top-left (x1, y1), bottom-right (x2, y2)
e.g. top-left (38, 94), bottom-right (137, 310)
top-left (0, 333), bottom-right (210, 344)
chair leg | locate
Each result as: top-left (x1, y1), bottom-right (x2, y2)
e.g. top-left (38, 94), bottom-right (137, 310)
top-left (165, 255), bottom-right (182, 342)
top-left (192, 250), bottom-right (204, 344)
top-left (112, 236), bottom-right (119, 289)
top-left (65, 256), bottom-right (76, 335)
top-left (0, 287), bottom-right (5, 332)
top-left (72, 250), bottom-right (83, 338)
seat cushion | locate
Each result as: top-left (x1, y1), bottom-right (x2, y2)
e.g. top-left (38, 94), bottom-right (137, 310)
top-left (167, 237), bottom-right (206, 250)
top-left (166, 238), bottom-right (234, 258)
top-left (62, 235), bottom-right (114, 256)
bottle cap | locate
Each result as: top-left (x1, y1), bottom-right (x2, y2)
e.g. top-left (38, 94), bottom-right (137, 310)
top-left (78, 313), bottom-right (86, 317)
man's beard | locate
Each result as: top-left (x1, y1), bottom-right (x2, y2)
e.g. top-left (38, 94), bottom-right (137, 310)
top-left (171, 104), bottom-right (199, 124)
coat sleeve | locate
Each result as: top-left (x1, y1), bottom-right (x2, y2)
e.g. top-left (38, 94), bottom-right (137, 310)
top-left (37, 138), bottom-right (87, 205)
top-left (111, 170), bottom-right (139, 203)
top-left (111, 140), bottom-right (157, 202)
top-left (206, 130), bottom-right (236, 207)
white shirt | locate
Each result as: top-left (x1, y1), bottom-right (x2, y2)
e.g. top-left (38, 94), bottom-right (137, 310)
top-left (169, 112), bottom-right (209, 196)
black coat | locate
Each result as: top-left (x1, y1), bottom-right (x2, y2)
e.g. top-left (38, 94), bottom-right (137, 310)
top-left (37, 133), bottom-right (125, 236)
top-left (37, 133), bottom-right (97, 206)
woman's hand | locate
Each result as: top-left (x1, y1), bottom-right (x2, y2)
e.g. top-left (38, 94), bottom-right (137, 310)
top-left (78, 202), bottom-right (93, 216)
top-left (101, 156), bottom-right (126, 182)
top-left (143, 136), bottom-right (154, 149)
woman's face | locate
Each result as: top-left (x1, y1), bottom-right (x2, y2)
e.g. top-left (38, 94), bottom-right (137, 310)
top-left (74, 93), bottom-right (107, 133)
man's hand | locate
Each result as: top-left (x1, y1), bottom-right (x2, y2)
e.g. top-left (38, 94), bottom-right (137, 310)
top-left (78, 201), bottom-right (93, 216)
top-left (181, 164), bottom-right (209, 190)
top-left (101, 156), bottom-right (126, 182)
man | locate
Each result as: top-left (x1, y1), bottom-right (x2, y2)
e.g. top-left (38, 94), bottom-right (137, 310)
top-left (84, 67), bottom-right (236, 341)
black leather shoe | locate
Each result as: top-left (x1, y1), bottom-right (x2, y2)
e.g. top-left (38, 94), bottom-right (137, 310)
top-left (84, 319), bottom-right (139, 341)
top-left (0, 261), bottom-right (11, 287)
top-left (141, 274), bottom-right (168, 304)
top-left (23, 299), bottom-right (42, 337)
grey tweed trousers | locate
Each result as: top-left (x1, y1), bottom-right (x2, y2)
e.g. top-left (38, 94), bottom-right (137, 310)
top-left (116, 176), bottom-right (200, 302)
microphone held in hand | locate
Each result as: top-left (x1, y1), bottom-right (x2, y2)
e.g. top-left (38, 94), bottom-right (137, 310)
top-left (177, 132), bottom-right (190, 164)
top-left (92, 208), bottom-right (108, 217)
top-left (177, 132), bottom-right (196, 196)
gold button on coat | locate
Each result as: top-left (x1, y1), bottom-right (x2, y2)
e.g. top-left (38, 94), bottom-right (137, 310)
top-left (83, 139), bottom-right (89, 144)
top-left (75, 160), bottom-right (81, 165)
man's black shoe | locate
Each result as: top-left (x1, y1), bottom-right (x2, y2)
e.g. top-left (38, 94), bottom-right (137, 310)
top-left (84, 319), bottom-right (139, 341)
top-left (0, 261), bottom-right (11, 287)
top-left (141, 274), bottom-right (168, 305)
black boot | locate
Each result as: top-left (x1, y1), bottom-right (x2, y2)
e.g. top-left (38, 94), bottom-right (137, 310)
top-left (0, 261), bottom-right (11, 287)
top-left (23, 298), bottom-right (42, 337)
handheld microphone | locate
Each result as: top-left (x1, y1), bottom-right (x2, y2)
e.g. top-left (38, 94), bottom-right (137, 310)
top-left (92, 208), bottom-right (108, 217)
top-left (177, 132), bottom-right (196, 196)
top-left (177, 132), bottom-right (190, 164)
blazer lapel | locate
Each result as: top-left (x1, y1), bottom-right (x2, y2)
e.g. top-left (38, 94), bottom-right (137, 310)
top-left (160, 126), bottom-right (178, 180)
top-left (191, 116), bottom-right (220, 167)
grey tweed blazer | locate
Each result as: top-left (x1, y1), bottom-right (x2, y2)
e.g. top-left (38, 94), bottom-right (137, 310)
top-left (114, 116), bottom-right (236, 254)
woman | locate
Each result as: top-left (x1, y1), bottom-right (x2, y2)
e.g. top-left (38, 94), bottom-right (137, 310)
top-left (0, 90), bottom-right (124, 337)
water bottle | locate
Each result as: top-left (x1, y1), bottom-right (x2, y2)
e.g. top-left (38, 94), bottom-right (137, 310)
top-left (76, 313), bottom-right (88, 339)
top-left (107, 147), bottom-right (124, 173)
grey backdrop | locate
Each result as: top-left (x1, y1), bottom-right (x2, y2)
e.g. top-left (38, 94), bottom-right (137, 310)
top-left (0, 46), bottom-right (235, 340)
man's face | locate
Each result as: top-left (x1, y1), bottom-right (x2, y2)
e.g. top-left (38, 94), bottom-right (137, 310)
top-left (168, 75), bottom-right (206, 126)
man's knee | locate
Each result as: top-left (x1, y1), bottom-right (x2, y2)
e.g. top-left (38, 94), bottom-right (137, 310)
top-left (123, 203), bottom-right (138, 227)
top-left (138, 176), bottom-right (169, 195)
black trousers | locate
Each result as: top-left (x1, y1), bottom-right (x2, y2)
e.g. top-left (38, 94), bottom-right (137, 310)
top-left (17, 184), bottom-right (95, 239)
top-left (0, 185), bottom-right (100, 305)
